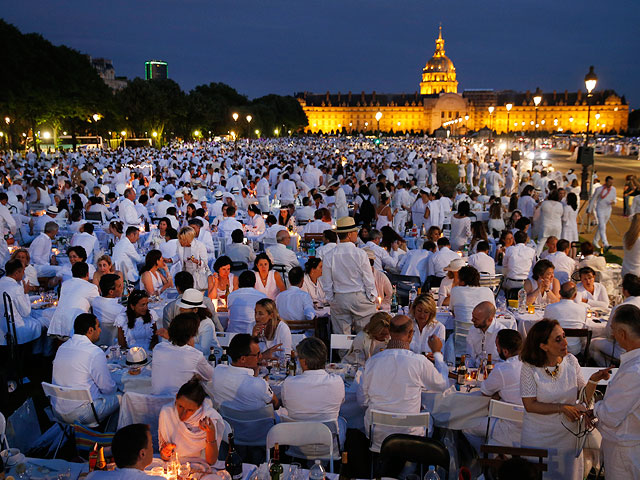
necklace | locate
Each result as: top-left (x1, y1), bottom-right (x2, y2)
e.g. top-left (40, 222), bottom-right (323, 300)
top-left (544, 363), bottom-right (560, 379)
top-left (600, 185), bottom-right (612, 199)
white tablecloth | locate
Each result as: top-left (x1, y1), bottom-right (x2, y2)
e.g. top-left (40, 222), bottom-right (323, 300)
top-left (510, 309), bottom-right (608, 339)
top-left (6, 457), bottom-right (88, 480)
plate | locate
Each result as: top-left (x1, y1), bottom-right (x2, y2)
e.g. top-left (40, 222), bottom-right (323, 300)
top-left (7, 452), bottom-right (26, 466)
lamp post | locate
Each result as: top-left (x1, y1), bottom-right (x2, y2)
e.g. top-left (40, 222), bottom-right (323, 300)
top-left (581, 65), bottom-right (598, 201)
top-left (533, 88), bottom-right (542, 150)
top-left (246, 115), bottom-right (252, 139)
top-left (488, 106), bottom-right (495, 156)
top-left (505, 103), bottom-right (512, 135)
top-left (375, 111), bottom-right (382, 137)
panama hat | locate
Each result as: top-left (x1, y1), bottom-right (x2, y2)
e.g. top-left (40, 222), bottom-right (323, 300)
top-left (176, 288), bottom-right (205, 309)
top-left (336, 216), bottom-right (358, 233)
top-left (444, 258), bottom-right (466, 272)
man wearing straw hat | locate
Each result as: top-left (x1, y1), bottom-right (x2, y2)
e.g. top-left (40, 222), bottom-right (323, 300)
top-left (321, 216), bottom-right (377, 335)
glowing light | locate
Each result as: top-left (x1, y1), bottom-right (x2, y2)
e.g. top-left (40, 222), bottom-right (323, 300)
top-left (4, 117), bottom-right (10, 124)
top-left (0, 132), bottom-right (3, 137)
top-left (63, 131), bottom-right (67, 135)
top-left (505, 103), bottom-right (513, 112)
top-left (42, 131), bottom-right (51, 140)
top-left (533, 88), bottom-right (542, 107)
top-left (274, 129), bottom-right (279, 135)
top-left (488, 106), bottom-right (495, 114)
top-left (569, 117), bottom-right (574, 123)
top-left (375, 111), bottom-right (382, 122)
top-left (246, 115), bottom-right (252, 123)
top-left (232, 112), bottom-right (239, 121)
top-left (92, 113), bottom-right (101, 122)
top-left (595, 113), bottom-right (601, 120)
top-left (194, 130), bottom-right (200, 137)
top-left (152, 131), bottom-right (158, 137)
top-left (584, 66), bottom-right (598, 94)
top-left (121, 131), bottom-right (126, 137)
top-left (541, 120), bottom-right (545, 125)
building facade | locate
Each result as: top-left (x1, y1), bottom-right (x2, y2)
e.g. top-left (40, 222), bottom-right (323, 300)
top-left (145, 60), bottom-right (168, 80)
top-left (88, 57), bottom-right (127, 91)
top-left (297, 28), bottom-right (628, 135)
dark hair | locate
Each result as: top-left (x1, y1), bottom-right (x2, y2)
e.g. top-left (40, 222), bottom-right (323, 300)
top-left (476, 240), bottom-right (490, 252)
top-left (566, 192), bottom-right (578, 211)
top-left (111, 424), bottom-right (151, 468)
top-left (110, 220), bottom-right (124, 234)
top-left (231, 229), bottom-right (244, 244)
top-left (174, 271), bottom-right (194, 292)
top-left (296, 337), bottom-right (327, 370)
top-left (213, 255), bottom-right (232, 273)
top-left (532, 259), bottom-right (554, 280)
top-left (423, 240), bottom-right (436, 251)
top-left (288, 266), bottom-right (304, 286)
top-left (514, 217), bottom-right (530, 231)
top-left (4, 258), bottom-right (24, 276)
top-left (166, 227), bottom-right (178, 240)
top-left (126, 290), bottom-right (151, 329)
top-left (74, 313), bottom-right (98, 336)
top-left (497, 329), bottom-right (522, 355)
top-left (99, 273), bottom-right (120, 297)
top-left (580, 241), bottom-right (595, 256)
top-left (305, 257), bottom-right (322, 275)
top-left (143, 249), bottom-right (162, 273)
top-left (578, 266), bottom-right (596, 278)
top-left (158, 217), bottom-right (171, 229)
top-left (253, 252), bottom-right (273, 271)
top-left (323, 229), bottom-right (337, 243)
top-left (547, 189), bottom-right (560, 202)
top-left (514, 230), bottom-right (528, 244)
top-left (457, 201), bottom-right (471, 217)
top-left (72, 261), bottom-right (89, 279)
top-left (83, 222), bottom-right (95, 234)
top-left (187, 217), bottom-right (203, 228)
top-left (67, 245), bottom-right (88, 261)
top-left (622, 274), bottom-right (640, 296)
top-left (168, 313), bottom-right (199, 346)
top-left (520, 319), bottom-right (560, 367)
top-left (126, 226), bottom-right (139, 237)
top-left (176, 377), bottom-right (206, 406)
top-left (227, 333), bottom-right (258, 362)
top-left (556, 239), bottom-right (570, 252)
top-left (238, 270), bottom-right (256, 288)
top-left (436, 237), bottom-right (450, 248)
top-left (458, 265), bottom-right (480, 286)
top-left (248, 204), bottom-right (261, 215)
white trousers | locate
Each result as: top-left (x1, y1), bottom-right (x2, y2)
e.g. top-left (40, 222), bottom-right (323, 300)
top-left (329, 291), bottom-right (377, 335)
top-left (602, 441), bottom-right (640, 480)
top-left (593, 207), bottom-right (612, 247)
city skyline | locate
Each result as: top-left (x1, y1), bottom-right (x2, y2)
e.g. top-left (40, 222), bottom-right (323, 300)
top-left (2, 0), bottom-right (638, 108)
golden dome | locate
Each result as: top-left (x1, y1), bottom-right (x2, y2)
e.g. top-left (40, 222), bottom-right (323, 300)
top-left (423, 26), bottom-right (455, 75)
top-left (420, 25), bottom-right (458, 95)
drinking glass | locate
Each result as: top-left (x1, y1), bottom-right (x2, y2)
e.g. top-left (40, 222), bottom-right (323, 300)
top-left (288, 462), bottom-right (301, 480)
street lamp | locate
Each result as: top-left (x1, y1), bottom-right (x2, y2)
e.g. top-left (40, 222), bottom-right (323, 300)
top-left (505, 103), bottom-right (513, 135)
top-left (533, 87), bottom-right (542, 148)
top-left (487, 106), bottom-right (495, 155)
top-left (581, 65), bottom-right (598, 201)
top-left (232, 112), bottom-right (239, 122)
top-left (42, 131), bottom-right (51, 140)
top-left (246, 115), bottom-right (252, 138)
top-left (152, 131), bottom-right (158, 137)
top-left (375, 111), bottom-right (382, 136)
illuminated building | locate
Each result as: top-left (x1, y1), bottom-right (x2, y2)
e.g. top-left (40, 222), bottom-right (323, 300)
top-left (88, 56), bottom-right (127, 91)
top-left (145, 60), bottom-right (168, 80)
top-left (297, 28), bottom-right (628, 135)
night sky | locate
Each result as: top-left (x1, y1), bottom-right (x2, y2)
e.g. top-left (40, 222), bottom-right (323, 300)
top-left (3, 0), bottom-right (638, 108)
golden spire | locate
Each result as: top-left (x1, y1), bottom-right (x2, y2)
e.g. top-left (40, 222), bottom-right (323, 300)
top-left (434, 25), bottom-right (445, 57)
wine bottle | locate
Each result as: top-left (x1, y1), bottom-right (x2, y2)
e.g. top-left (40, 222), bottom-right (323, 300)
top-left (269, 443), bottom-right (284, 480)
top-left (225, 433), bottom-right (243, 480)
top-left (208, 346), bottom-right (216, 367)
top-left (486, 353), bottom-right (494, 376)
top-left (287, 352), bottom-right (297, 377)
top-left (338, 452), bottom-right (351, 480)
top-left (457, 354), bottom-right (467, 385)
top-left (220, 347), bottom-right (229, 366)
top-left (390, 285), bottom-right (398, 313)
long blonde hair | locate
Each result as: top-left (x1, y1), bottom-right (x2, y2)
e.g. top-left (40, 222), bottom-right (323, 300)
top-left (624, 213), bottom-right (640, 251)
top-left (409, 293), bottom-right (437, 326)
top-left (255, 298), bottom-right (281, 341)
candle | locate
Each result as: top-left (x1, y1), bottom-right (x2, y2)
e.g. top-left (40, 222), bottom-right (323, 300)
top-left (527, 304), bottom-right (535, 314)
top-left (457, 251), bottom-right (463, 257)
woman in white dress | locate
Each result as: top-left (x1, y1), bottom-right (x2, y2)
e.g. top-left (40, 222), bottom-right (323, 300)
top-left (207, 255), bottom-right (238, 303)
top-left (575, 266), bottom-right (609, 310)
top-left (252, 253), bottom-right (285, 300)
top-left (409, 293), bottom-right (446, 355)
top-left (159, 378), bottom-right (225, 465)
top-left (561, 192), bottom-right (579, 243)
top-left (246, 205), bottom-right (266, 237)
top-left (116, 289), bottom-right (165, 351)
top-left (140, 249), bottom-right (173, 296)
top-left (450, 201), bottom-right (472, 251)
top-left (536, 189), bottom-right (564, 255)
top-left (622, 213), bottom-right (640, 277)
top-left (145, 217), bottom-right (170, 249)
top-left (520, 319), bottom-right (611, 480)
top-left (375, 193), bottom-right (393, 231)
top-left (487, 200), bottom-right (506, 237)
top-left (524, 259), bottom-right (561, 306)
top-left (177, 226), bottom-right (210, 291)
top-left (517, 185), bottom-right (537, 219)
top-left (252, 298), bottom-right (292, 361)
top-left (343, 312), bottom-right (391, 366)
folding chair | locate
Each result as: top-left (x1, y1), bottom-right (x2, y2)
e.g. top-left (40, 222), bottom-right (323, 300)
top-left (266, 422), bottom-right (335, 472)
top-left (230, 261), bottom-right (249, 274)
top-left (479, 445), bottom-right (548, 480)
top-left (279, 414), bottom-right (341, 465)
top-left (272, 264), bottom-right (288, 288)
top-left (483, 399), bottom-right (524, 444)
top-left (378, 434), bottom-right (449, 480)
top-left (367, 410), bottom-right (430, 453)
top-left (284, 317), bottom-right (317, 336)
top-left (563, 328), bottom-right (593, 366)
top-left (216, 331), bottom-right (237, 347)
top-left (389, 274), bottom-right (422, 307)
top-left (219, 404), bottom-right (275, 447)
top-left (479, 274), bottom-right (504, 299)
top-left (329, 334), bottom-right (356, 362)
top-left (117, 391), bottom-right (174, 452)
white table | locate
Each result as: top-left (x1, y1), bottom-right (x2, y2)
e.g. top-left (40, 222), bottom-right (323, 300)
top-left (509, 309), bottom-right (608, 339)
top-left (6, 457), bottom-right (88, 480)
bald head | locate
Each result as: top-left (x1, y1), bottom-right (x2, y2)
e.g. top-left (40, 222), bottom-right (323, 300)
top-left (560, 281), bottom-right (577, 299)
top-left (389, 315), bottom-right (413, 341)
top-left (276, 230), bottom-right (290, 245)
top-left (471, 301), bottom-right (496, 332)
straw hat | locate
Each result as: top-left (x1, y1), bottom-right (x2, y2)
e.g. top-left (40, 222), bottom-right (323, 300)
top-left (176, 288), bottom-right (205, 309)
top-left (335, 216), bottom-right (358, 233)
top-left (444, 258), bottom-right (466, 272)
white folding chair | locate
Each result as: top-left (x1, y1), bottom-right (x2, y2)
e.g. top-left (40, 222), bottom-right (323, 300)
top-left (279, 413), bottom-right (342, 463)
top-left (484, 399), bottom-right (524, 445)
top-left (117, 391), bottom-right (174, 452)
top-left (216, 331), bottom-right (237, 347)
top-left (218, 404), bottom-right (275, 447)
top-left (266, 422), bottom-right (335, 473)
top-left (290, 333), bottom-right (306, 349)
top-left (41, 382), bottom-right (100, 427)
top-left (329, 334), bottom-right (356, 362)
top-left (454, 320), bottom-right (472, 358)
top-left (367, 409), bottom-right (430, 453)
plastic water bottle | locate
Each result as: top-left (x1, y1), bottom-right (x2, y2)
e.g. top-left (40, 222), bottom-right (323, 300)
top-left (308, 459), bottom-right (326, 480)
top-left (408, 284), bottom-right (418, 306)
top-left (518, 288), bottom-right (527, 314)
top-left (309, 239), bottom-right (316, 257)
top-left (423, 465), bottom-right (440, 480)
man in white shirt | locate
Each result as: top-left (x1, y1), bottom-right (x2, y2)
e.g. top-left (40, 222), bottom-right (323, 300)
top-left (502, 230), bottom-right (537, 292)
top-left (467, 241), bottom-right (496, 276)
top-left (545, 239), bottom-right (576, 284)
top-left (295, 197), bottom-right (316, 223)
top-left (426, 237), bottom-right (460, 287)
top-left (364, 229), bottom-right (397, 271)
top-left (33, 206), bottom-right (59, 234)
top-left (188, 218), bottom-right (215, 259)
top-left (282, 337), bottom-right (346, 447)
top-left (211, 334), bottom-right (278, 410)
top-left (112, 226), bottom-right (144, 283)
top-left (303, 208), bottom-right (333, 235)
top-left (0, 259), bottom-right (46, 345)
top-left (71, 222), bottom-right (100, 265)
top-left (217, 205), bottom-right (243, 243)
top-left (87, 424), bottom-right (164, 479)
top-left (276, 267), bottom-right (315, 324)
top-left (588, 175), bottom-right (616, 251)
top-left (593, 304), bottom-right (640, 480)
top-left (480, 329), bottom-right (524, 447)
top-left (119, 188), bottom-right (142, 227)
top-left (359, 315), bottom-right (448, 450)
top-left (29, 221), bottom-right (61, 278)
top-left (151, 313), bottom-right (213, 396)
top-left (51, 313), bottom-right (119, 425)
top-left (276, 173), bottom-right (297, 205)
top-left (266, 230), bottom-right (299, 272)
top-left (321, 217), bottom-right (377, 335)
top-left (227, 271), bottom-right (268, 333)
top-left (48, 262), bottom-right (100, 338)
top-left (92, 273), bottom-right (126, 346)
top-left (397, 240), bottom-right (435, 285)
top-left (543, 282), bottom-right (588, 355)
top-left (466, 301), bottom-right (513, 367)
top-left (329, 179), bottom-right (348, 219)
